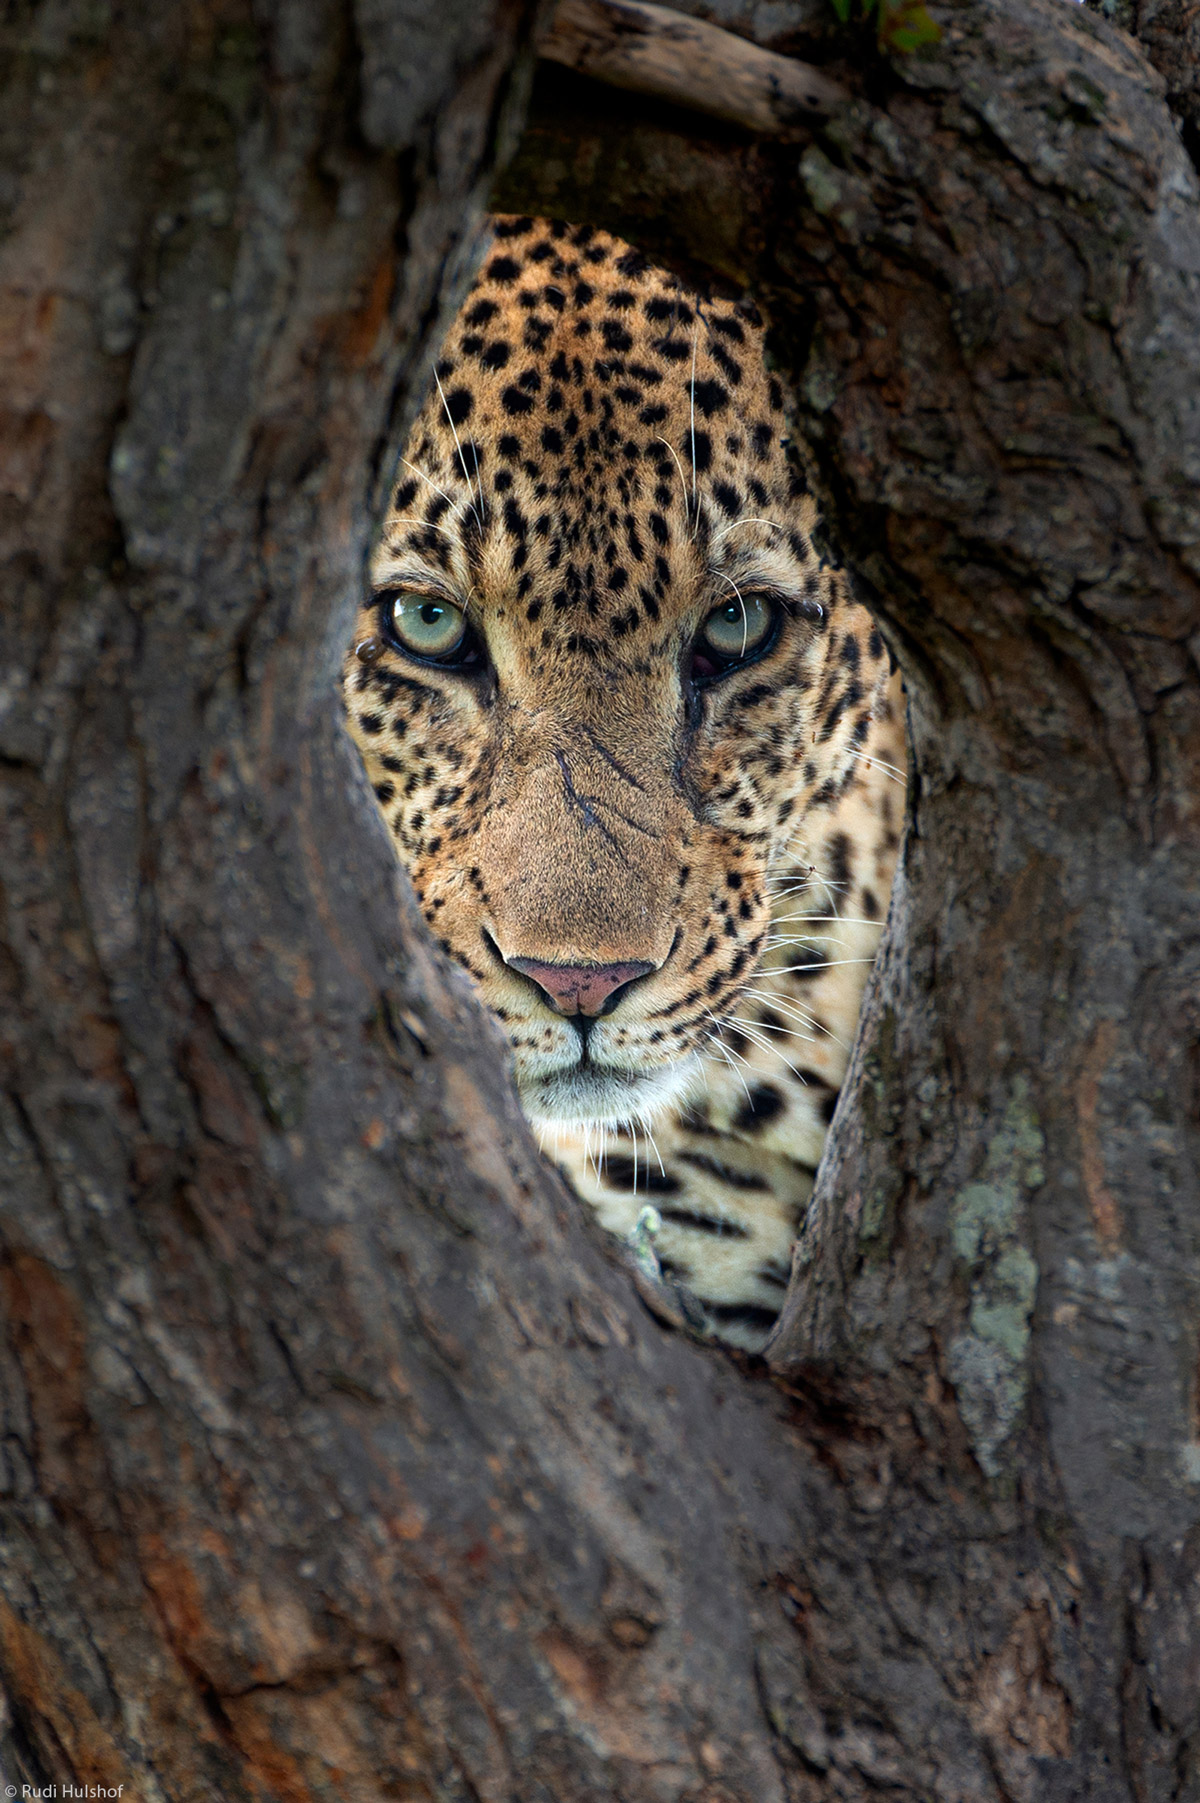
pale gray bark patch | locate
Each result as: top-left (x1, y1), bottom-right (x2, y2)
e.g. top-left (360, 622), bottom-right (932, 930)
top-left (355, 0), bottom-right (515, 146)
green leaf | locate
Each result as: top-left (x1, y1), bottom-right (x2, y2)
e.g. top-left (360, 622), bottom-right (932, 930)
top-left (878, 0), bottom-right (941, 50)
top-left (827, 0), bottom-right (942, 52)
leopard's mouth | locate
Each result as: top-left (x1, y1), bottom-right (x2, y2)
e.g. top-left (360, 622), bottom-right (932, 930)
top-left (518, 1052), bottom-right (701, 1131)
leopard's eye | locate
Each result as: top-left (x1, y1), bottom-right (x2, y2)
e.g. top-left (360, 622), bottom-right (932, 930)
top-left (381, 591), bottom-right (474, 663)
top-left (691, 592), bottom-right (778, 681)
top-left (702, 592), bottom-right (774, 659)
top-left (389, 593), bottom-right (466, 656)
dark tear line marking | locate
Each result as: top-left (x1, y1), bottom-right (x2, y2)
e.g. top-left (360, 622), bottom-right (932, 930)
top-left (553, 750), bottom-right (659, 849)
top-left (579, 725), bottom-right (647, 793)
top-left (554, 750), bottom-right (625, 856)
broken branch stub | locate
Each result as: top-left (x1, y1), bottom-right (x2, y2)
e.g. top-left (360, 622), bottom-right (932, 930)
top-left (538, 0), bottom-right (847, 134)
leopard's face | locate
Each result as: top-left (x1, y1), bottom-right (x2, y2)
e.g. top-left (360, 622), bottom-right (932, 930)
top-left (345, 219), bottom-right (888, 1130)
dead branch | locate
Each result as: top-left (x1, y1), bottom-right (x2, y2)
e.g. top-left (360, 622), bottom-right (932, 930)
top-left (538, 0), bottom-right (847, 133)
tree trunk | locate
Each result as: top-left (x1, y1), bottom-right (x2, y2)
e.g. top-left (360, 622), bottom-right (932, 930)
top-left (1, 2), bottom-right (1197, 1801)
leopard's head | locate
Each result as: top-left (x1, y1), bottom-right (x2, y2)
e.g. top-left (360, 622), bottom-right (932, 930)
top-left (345, 219), bottom-right (889, 1129)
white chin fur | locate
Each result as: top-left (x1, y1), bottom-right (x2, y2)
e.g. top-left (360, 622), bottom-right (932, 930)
top-left (519, 1053), bottom-right (701, 1131)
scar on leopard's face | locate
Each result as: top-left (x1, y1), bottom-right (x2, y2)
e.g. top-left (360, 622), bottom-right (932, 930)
top-left (345, 217), bottom-right (891, 1129)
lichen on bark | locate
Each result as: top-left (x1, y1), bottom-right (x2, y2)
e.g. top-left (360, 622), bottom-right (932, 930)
top-left (947, 1081), bottom-right (1045, 1477)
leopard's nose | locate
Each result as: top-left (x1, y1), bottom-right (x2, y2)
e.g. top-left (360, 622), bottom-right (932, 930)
top-left (506, 956), bottom-right (656, 1018)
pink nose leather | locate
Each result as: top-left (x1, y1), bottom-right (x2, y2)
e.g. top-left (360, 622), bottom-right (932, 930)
top-left (508, 957), bottom-right (655, 1017)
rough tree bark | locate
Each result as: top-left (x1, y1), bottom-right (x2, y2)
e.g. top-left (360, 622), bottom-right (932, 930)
top-left (0, 3), bottom-right (1197, 1802)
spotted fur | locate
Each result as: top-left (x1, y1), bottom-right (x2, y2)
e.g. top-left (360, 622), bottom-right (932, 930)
top-left (344, 218), bottom-right (904, 1351)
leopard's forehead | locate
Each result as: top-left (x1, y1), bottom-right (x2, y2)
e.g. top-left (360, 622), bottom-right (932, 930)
top-left (376, 217), bottom-right (821, 658)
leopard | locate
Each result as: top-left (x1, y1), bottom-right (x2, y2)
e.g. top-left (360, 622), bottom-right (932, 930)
top-left (344, 216), bottom-right (905, 1352)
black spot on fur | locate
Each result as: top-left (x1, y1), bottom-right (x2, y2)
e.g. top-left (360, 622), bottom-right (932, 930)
top-left (678, 1153), bottom-right (769, 1192)
top-left (826, 831), bottom-right (853, 895)
top-left (711, 344), bottom-right (743, 387)
top-left (444, 387), bottom-right (473, 424)
top-left (601, 320), bottom-right (633, 352)
top-left (600, 1157), bottom-right (681, 1194)
top-left (658, 1208), bottom-right (750, 1239)
top-left (734, 1084), bottom-right (785, 1131)
top-left (703, 1301), bottom-right (780, 1335)
top-left (691, 378), bottom-right (728, 417)
top-left (785, 944), bottom-right (828, 979)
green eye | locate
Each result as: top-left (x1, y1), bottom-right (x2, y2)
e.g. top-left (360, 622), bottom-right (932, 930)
top-left (387, 592), bottom-right (468, 659)
top-left (700, 592), bottom-right (775, 661)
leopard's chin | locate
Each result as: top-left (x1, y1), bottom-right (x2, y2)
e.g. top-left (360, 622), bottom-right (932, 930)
top-left (518, 1053), bottom-right (701, 1132)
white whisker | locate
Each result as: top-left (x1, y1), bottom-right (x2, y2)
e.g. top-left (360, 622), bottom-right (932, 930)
top-left (433, 368), bottom-right (484, 535)
top-left (723, 1019), bottom-right (811, 1079)
top-left (396, 456), bottom-right (468, 522)
top-left (656, 435), bottom-right (692, 532)
top-left (762, 958), bottom-right (875, 975)
top-left (641, 1121), bottom-right (668, 1181)
top-left (733, 1012), bottom-right (812, 1038)
top-left (763, 935), bottom-right (855, 955)
top-left (765, 881), bottom-right (819, 902)
top-left (711, 516), bottom-right (790, 546)
top-left (845, 748), bottom-right (907, 786)
top-left (714, 1042), bottom-right (754, 1105)
top-left (736, 989), bottom-right (821, 1029)
top-left (699, 1012), bottom-right (755, 1104)
top-left (770, 913), bottom-right (886, 928)
top-left (702, 1014), bottom-right (758, 1066)
top-left (713, 571), bottom-right (749, 657)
